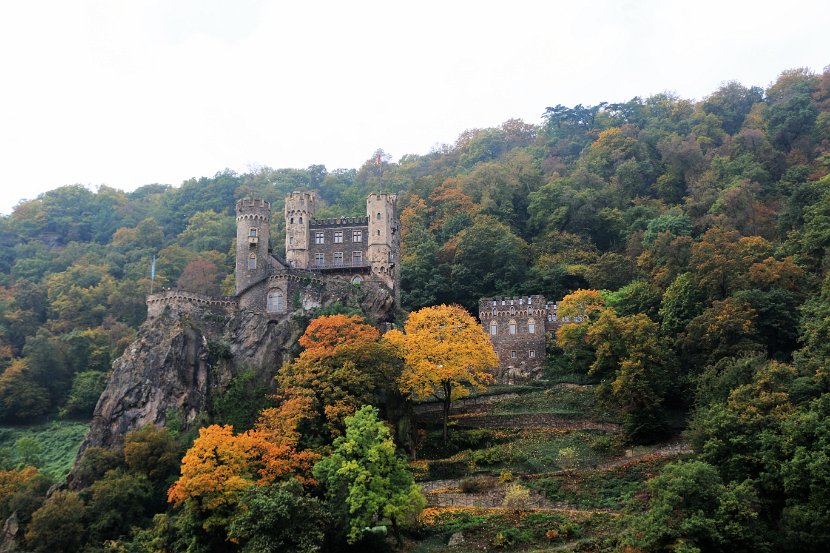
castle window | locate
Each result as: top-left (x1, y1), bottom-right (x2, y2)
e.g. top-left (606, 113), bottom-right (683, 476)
top-left (249, 228), bottom-right (257, 237)
top-left (315, 232), bottom-right (324, 244)
top-left (376, 212), bottom-right (382, 221)
top-left (290, 217), bottom-right (294, 224)
top-left (314, 252), bottom-right (324, 267)
top-left (352, 251), bottom-right (363, 265)
top-left (528, 297), bottom-right (532, 304)
top-left (490, 321), bottom-right (497, 335)
top-left (299, 216), bottom-right (303, 224)
top-left (248, 254), bottom-right (256, 270)
top-left (334, 231), bottom-right (343, 243)
top-left (377, 229), bottom-right (381, 236)
top-left (289, 236), bottom-right (294, 245)
top-left (511, 351), bottom-right (517, 359)
top-left (492, 307), bottom-right (496, 316)
top-left (353, 230), bottom-right (362, 242)
top-left (267, 289), bottom-right (286, 313)
top-left (351, 275), bottom-right (363, 285)
top-left (529, 350), bottom-right (536, 358)
top-left (334, 252), bottom-right (343, 266)
top-left (528, 319), bottom-right (536, 334)
top-left (509, 320), bottom-right (517, 335)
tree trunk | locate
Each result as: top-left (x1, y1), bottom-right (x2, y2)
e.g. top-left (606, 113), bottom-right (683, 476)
top-left (390, 514), bottom-right (402, 548)
top-left (442, 381), bottom-right (452, 447)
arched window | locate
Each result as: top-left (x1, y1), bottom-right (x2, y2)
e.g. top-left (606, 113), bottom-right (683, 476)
top-left (528, 318), bottom-right (536, 334)
top-left (509, 319), bottom-right (517, 335)
top-left (510, 306), bottom-right (516, 315)
top-left (267, 289), bottom-right (285, 313)
top-left (299, 216), bottom-right (303, 224)
top-left (492, 307), bottom-right (496, 316)
top-left (490, 321), bottom-right (497, 335)
top-left (248, 253), bottom-right (256, 270)
top-left (290, 217), bottom-right (294, 224)
top-left (351, 275), bottom-right (363, 285)
top-left (376, 212), bottom-right (382, 220)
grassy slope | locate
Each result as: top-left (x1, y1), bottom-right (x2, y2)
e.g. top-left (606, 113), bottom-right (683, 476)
top-left (0, 420), bottom-right (89, 479)
top-left (408, 384), bottom-right (687, 551)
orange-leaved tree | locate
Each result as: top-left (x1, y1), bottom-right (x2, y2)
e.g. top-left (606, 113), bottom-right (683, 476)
top-left (167, 395), bottom-right (319, 532)
top-left (279, 314), bottom-right (400, 439)
top-left (386, 305), bottom-right (498, 445)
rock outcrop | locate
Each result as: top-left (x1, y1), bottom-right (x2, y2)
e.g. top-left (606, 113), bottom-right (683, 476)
top-left (71, 279), bottom-right (396, 483)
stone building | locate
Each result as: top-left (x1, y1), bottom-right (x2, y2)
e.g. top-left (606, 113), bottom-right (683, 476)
top-left (478, 295), bottom-right (578, 382)
top-left (147, 191), bottom-right (400, 321)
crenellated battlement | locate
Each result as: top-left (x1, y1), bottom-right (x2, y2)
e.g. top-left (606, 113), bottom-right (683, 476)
top-left (146, 289), bottom-right (239, 319)
top-left (310, 217), bottom-right (369, 227)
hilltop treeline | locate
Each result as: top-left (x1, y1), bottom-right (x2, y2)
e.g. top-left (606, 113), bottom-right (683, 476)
top-left (0, 65), bottom-right (829, 551)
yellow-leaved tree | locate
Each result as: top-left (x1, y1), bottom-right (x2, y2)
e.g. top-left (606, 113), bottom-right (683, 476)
top-left (385, 304), bottom-right (498, 445)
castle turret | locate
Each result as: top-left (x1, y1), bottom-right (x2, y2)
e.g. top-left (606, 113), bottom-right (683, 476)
top-left (235, 198), bottom-right (271, 294)
top-left (285, 191), bottom-right (316, 269)
top-left (366, 193), bottom-right (398, 291)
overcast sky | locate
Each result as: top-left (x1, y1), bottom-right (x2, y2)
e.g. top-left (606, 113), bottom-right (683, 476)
top-left (0, 0), bottom-right (827, 214)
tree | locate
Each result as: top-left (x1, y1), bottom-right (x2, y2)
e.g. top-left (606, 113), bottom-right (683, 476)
top-left (623, 461), bottom-right (764, 552)
top-left (279, 315), bottom-right (400, 438)
top-left (386, 305), bottom-right (498, 445)
top-left (25, 490), bottom-right (86, 553)
top-left (313, 406), bottom-right (425, 546)
top-left (227, 481), bottom-right (329, 553)
top-left (62, 370), bottom-right (107, 417)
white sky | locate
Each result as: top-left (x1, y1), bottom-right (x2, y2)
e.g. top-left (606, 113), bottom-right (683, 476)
top-left (0, 0), bottom-right (827, 214)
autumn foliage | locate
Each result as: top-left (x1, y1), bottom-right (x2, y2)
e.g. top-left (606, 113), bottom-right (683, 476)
top-left (386, 304), bottom-right (498, 444)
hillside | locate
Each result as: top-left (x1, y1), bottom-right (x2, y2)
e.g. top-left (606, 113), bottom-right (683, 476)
top-left (0, 65), bottom-right (829, 551)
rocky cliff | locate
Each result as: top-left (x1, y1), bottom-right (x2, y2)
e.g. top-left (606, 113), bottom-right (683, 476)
top-left (72, 279), bottom-right (396, 478)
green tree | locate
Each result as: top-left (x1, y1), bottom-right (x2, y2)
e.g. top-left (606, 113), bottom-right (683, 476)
top-left (313, 406), bottom-right (425, 546)
top-left (25, 490), bottom-right (86, 553)
top-left (227, 481), bottom-right (328, 553)
top-left (62, 370), bottom-right (107, 417)
top-left (624, 460), bottom-right (765, 552)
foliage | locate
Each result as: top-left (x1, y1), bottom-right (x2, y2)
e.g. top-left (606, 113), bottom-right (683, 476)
top-left (25, 490), bottom-right (86, 553)
top-left (313, 405), bottom-right (425, 544)
top-left (387, 304), bottom-right (498, 444)
top-left (227, 481), bottom-right (329, 553)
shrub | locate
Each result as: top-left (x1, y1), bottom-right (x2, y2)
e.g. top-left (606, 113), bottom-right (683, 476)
top-left (428, 459), bottom-right (468, 480)
top-left (503, 483), bottom-right (531, 511)
top-left (557, 446), bottom-right (580, 469)
top-left (499, 470), bottom-right (513, 483)
top-left (459, 475), bottom-right (498, 493)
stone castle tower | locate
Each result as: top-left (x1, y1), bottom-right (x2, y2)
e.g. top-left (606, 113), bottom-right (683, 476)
top-left (235, 198), bottom-right (271, 294)
top-left (284, 191), bottom-right (316, 269)
top-left (366, 193), bottom-right (399, 290)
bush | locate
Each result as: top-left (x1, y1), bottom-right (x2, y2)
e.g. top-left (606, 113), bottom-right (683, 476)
top-left (428, 459), bottom-right (468, 480)
top-left (470, 446), bottom-right (506, 466)
top-left (499, 470), bottom-right (513, 484)
top-left (503, 483), bottom-right (531, 511)
top-left (460, 475), bottom-right (498, 493)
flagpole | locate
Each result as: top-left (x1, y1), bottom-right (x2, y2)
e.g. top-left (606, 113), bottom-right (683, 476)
top-left (150, 255), bottom-right (156, 294)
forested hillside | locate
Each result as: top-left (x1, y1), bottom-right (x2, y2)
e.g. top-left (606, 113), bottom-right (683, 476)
top-left (1, 65), bottom-right (830, 551)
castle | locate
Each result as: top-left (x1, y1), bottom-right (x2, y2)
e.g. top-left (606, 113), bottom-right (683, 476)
top-left (147, 192), bottom-right (400, 320)
top-left (478, 295), bottom-right (577, 382)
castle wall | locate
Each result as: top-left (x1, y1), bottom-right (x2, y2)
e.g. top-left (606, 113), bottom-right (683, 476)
top-left (479, 296), bottom-right (548, 382)
top-left (367, 193), bottom-right (399, 290)
top-left (146, 290), bottom-right (238, 320)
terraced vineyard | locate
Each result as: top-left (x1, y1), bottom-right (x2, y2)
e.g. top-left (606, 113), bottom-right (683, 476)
top-left (409, 384), bottom-right (690, 551)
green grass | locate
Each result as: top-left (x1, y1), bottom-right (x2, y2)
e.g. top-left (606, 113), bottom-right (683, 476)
top-left (490, 387), bottom-right (619, 422)
top-left (528, 458), bottom-right (671, 510)
top-left (0, 420), bottom-right (89, 479)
